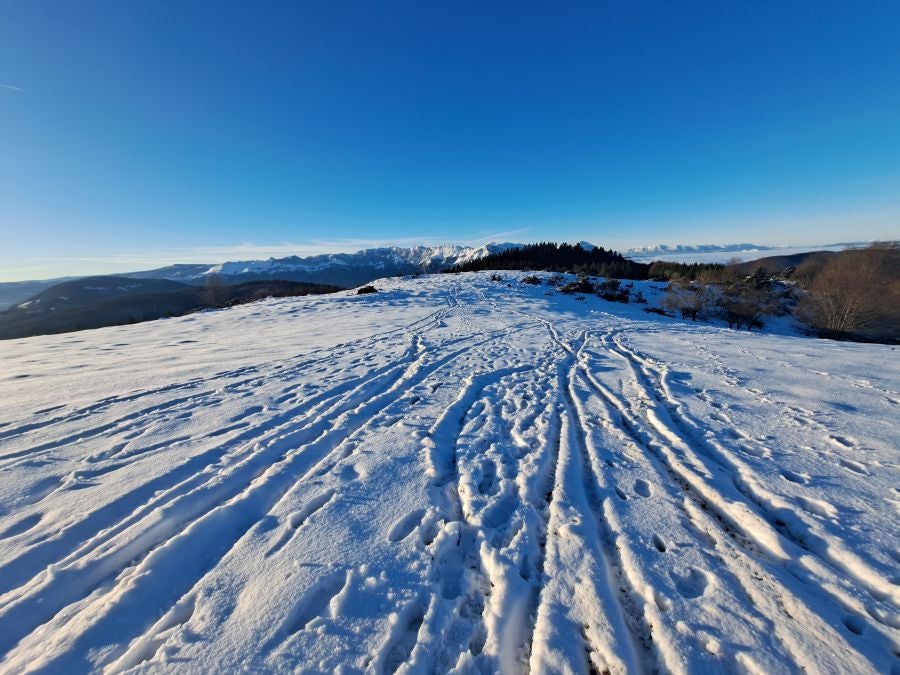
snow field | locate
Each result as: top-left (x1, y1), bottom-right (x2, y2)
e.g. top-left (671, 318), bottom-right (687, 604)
top-left (0, 271), bottom-right (897, 673)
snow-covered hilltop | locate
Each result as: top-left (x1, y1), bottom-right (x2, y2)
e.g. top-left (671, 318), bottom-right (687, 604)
top-left (0, 271), bottom-right (897, 673)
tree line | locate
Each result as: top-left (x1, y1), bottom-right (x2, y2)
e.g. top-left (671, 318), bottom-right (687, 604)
top-left (446, 242), bottom-right (650, 279)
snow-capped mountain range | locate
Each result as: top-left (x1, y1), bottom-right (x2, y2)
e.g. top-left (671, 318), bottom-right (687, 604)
top-left (0, 244), bottom-right (523, 310)
top-left (126, 243), bottom-right (523, 287)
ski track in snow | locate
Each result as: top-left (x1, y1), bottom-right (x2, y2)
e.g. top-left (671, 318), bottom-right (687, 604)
top-left (0, 271), bottom-right (898, 674)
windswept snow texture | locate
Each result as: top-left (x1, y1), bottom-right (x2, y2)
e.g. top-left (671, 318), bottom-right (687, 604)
top-left (0, 272), bottom-right (898, 674)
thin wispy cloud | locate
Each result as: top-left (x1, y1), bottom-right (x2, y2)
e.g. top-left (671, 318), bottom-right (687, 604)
top-left (0, 83), bottom-right (23, 92)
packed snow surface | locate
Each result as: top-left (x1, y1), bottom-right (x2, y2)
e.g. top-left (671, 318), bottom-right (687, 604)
top-left (0, 272), bottom-right (898, 674)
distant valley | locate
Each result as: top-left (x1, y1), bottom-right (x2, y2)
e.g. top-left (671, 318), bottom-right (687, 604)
top-left (0, 277), bottom-right (342, 340)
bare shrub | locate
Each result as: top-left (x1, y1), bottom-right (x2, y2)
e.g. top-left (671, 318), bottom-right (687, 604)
top-left (661, 281), bottom-right (712, 321)
top-left (205, 273), bottom-right (228, 308)
top-left (599, 290), bottom-right (630, 303)
top-left (792, 254), bottom-right (830, 288)
top-left (798, 243), bottom-right (900, 340)
top-left (598, 278), bottom-right (621, 292)
top-left (716, 285), bottom-right (772, 330)
top-left (559, 277), bottom-right (595, 294)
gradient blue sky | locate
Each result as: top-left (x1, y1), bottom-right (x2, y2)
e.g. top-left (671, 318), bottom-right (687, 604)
top-left (1, 1), bottom-right (899, 281)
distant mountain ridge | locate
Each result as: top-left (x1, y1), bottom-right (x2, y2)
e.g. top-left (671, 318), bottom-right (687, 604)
top-left (0, 278), bottom-right (75, 312)
top-left (124, 243), bottom-right (523, 287)
top-left (12, 277), bottom-right (193, 314)
top-left (0, 244), bottom-right (523, 310)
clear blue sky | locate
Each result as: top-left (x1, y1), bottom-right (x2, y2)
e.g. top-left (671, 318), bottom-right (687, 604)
top-left (1, 1), bottom-right (899, 280)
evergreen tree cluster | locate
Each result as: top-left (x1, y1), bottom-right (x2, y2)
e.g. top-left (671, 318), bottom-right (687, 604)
top-left (446, 242), bottom-right (650, 279)
top-left (647, 260), bottom-right (726, 281)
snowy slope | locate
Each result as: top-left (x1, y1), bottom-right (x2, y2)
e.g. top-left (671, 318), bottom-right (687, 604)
top-left (0, 272), bottom-right (898, 674)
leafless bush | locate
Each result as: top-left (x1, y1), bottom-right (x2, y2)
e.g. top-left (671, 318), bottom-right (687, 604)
top-left (792, 255), bottom-right (830, 288)
top-left (559, 277), bottom-right (595, 294)
top-left (661, 281), bottom-right (712, 321)
top-left (205, 274), bottom-right (228, 307)
top-left (797, 243), bottom-right (900, 340)
top-left (598, 278), bottom-right (621, 292)
top-left (716, 285), bottom-right (772, 330)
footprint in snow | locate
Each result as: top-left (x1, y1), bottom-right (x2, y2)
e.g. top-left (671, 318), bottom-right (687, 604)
top-left (739, 442), bottom-right (770, 458)
top-left (387, 509), bottom-right (426, 542)
top-left (838, 458), bottom-right (869, 475)
top-left (20, 475), bottom-right (62, 506)
top-left (337, 463), bottom-right (360, 481)
top-left (780, 469), bottom-right (808, 485)
top-left (265, 490), bottom-right (336, 557)
top-left (278, 570), bottom-right (349, 641)
top-left (829, 434), bottom-right (855, 449)
top-left (841, 613), bottom-right (866, 636)
top-left (477, 460), bottom-right (497, 496)
top-left (482, 492), bottom-right (517, 529)
top-left (634, 479), bottom-right (652, 498)
top-left (796, 496), bottom-right (838, 519)
top-left (228, 405), bottom-right (263, 423)
top-left (670, 566), bottom-right (711, 599)
top-left (0, 513), bottom-right (42, 539)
